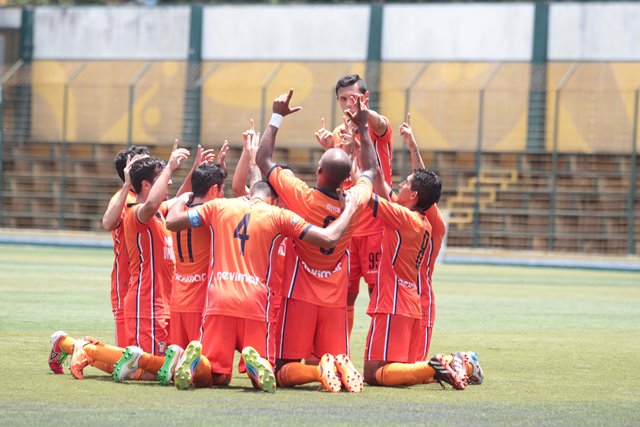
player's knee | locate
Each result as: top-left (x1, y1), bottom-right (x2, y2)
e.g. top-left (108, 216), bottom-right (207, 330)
top-left (363, 360), bottom-right (383, 386)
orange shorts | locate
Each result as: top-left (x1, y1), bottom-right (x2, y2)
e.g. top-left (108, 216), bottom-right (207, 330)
top-left (170, 311), bottom-right (203, 349)
top-left (276, 298), bottom-right (348, 360)
top-left (348, 233), bottom-right (383, 294)
top-left (124, 316), bottom-right (169, 356)
top-left (114, 310), bottom-right (127, 348)
top-left (410, 324), bottom-right (433, 363)
top-left (364, 313), bottom-right (421, 363)
top-left (201, 315), bottom-right (270, 376)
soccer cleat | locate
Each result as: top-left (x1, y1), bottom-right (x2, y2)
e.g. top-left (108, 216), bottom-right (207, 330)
top-left (454, 351), bottom-right (484, 385)
top-left (428, 353), bottom-right (468, 390)
top-left (69, 339), bottom-right (90, 380)
top-left (241, 346), bottom-right (276, 394)
top-left (48, 331), bottom-right (69, 375)
top-left (174, 341), bottom-right (202, 390)
top-left (113, 346), bottom-right (144, 383)
top-left (334, 354), bottom-right (363, 393)
top-left (318, 353), bottom-right (341, 393)
top-left (157, 344), bottom-right (184, 386)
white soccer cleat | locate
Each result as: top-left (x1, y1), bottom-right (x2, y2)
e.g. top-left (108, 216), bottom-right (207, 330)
top-left (112, 346), bottom-right (144, 383)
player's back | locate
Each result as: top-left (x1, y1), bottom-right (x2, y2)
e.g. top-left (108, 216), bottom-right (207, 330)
top-left (197, 197), bottom-right (306, 321)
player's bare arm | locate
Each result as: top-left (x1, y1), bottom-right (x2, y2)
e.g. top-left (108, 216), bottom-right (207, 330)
top-left (300, 188), bottom-right (361, 248)
top-left (399, 112), bottom-right (425, 170)
top-left (367, 107), bottom-right (388, 137)
top-left (138, 139), bottom-right (189, 224)
top-left (102, 153), bottom-right (147, 231)
top-left (256, 88), bottom-right (302, 177)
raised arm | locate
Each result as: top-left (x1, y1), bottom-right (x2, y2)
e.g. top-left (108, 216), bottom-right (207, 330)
top-left (399, 112), bottom-right (425, 170)
top-left (102, 153), bottom-right (147, 231)
top-left (165, 196), bottom-right (194, 232)
top-left (345, 94), bottom-right (376, 183)
top-left (137, 141), bottom-right (189, 224)
top-left (176, 144), bottom-right (215, 197)
top-left (233, 121), bottom-right (262, 197)
top-left (256, 89), bottom-right (302, 177)
top-left (300, 188), bottom-right (360, 248)
top-left (314, 117), bottom-right (334, 151)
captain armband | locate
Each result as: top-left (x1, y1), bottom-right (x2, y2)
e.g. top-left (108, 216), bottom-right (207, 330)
top-left (187, 209), bottom-right (203, 228)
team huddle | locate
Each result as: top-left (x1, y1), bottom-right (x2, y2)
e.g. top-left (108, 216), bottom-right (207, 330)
top-left (47, 75), bottom-right (484, 393)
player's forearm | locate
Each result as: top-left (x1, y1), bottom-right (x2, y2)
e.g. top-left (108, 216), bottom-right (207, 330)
top-left (367, 109), bottom-right (387, 137)
top-left (139, 166), bottom-right (173, 223)
top-left (248, 162), bottom-right (262, 191)
top-left (256, 125), bottom-right (278, 177)
top-left (408, 138), bottom-right (425, 170)
top-left (358, 127), bottom-right (377, 180)
top-left (102, 185), bottom-right (130, 231)
top-left (166, 200), bottom-right (191, 231)
top-left (232, 149), bottom-right (251, 197)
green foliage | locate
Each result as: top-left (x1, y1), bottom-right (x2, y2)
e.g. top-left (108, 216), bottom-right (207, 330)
top-left (0, 244), bottom-right (639, 425)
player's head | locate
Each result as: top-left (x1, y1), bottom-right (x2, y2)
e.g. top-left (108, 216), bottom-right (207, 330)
top-left (192, 163), bottom-right (227, 200)
top-left (317, 148), bottom-right (352, 191)
top-left (129, 157), bottom-right (165, 195)
top-left (397, 168), bottom-right (442, 213)
top-left (250, 180), bottom-right (278, 205)
top-left (114, 145), bottom-right (149, 182)
top-left (335, 74), bottom-right (369, 114)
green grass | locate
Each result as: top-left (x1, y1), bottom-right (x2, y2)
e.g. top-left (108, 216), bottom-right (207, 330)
top-left (0, 244), bottom-right (639, 425)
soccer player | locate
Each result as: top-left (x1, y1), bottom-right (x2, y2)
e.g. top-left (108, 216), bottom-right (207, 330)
top-left (256, 89), bottom-right (376, 393)
top-left (122, 141), bottom-right (190, 355)
top-left (164, 179), bottom-right (362, 393)
top-left (397, 114), bottom-right (447, 362)
top-left (316, 74), bottom-right (393, 339)
top-left (102, 145), bottom-right (149, 347)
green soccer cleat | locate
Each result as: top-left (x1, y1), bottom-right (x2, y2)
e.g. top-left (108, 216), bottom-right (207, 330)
top-left (157, 344), bottom-right (184, 386)
top-left (113, 346), bottom-right (144, 383)
top-left (174, 341), bottom-right (202, 391)
top-left (241, 346), bottom-right (276, 394)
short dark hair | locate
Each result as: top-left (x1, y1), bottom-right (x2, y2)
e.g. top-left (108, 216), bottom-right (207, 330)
top-left (129, 157), bottom-right (165, 194)
top-left (192, 163), bottom-right (227, 198)
top-left (251, 180), bottom-right (278, 200)
top-left (335, 74), bottom-right (368, 96)
top-left (411, 169), bottom-right (442, 212)
top-left (114, 145), bottom-right (149, 182)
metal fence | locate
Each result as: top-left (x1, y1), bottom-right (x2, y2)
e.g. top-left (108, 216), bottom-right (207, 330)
top-left (0, 61), bottom-right (638, 254)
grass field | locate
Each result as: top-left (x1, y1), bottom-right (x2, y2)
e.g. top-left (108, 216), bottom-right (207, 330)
top-left (0, 244), bottom-right (639, 426)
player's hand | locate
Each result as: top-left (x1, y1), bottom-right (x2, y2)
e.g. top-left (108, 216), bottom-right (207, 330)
top-left (272, 89), bottom-right (302, 117)
top-left (168, 139), bottom-right (190, 171)
top-left (242, 118), bottom-right (257, 148)
top-left (196, 144), bottom-right (216, 166)
top-left (248, 132), bottom-right (260, 165)
top-left (338, 115), bottom-right (359, 155)
top-left (314, 117), bottom-right (334, 150)
top-left (344, 94), bottom-right (368, 129)
top-left (124, 153), bottom-right (148, 187)
top-left (399, 113), bottom-right (417, 149)
top-left (177, 191), bottom-right (193, 204)
top-left (217, 140), bottom-right (229, 171)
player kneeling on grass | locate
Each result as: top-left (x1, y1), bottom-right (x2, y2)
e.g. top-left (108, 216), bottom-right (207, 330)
top-left (164, 180), bottom-right (363, 392)
top-left (362, 168), bottom-right (484, 390)
top-left (48, 331), bottom-right (184, 384)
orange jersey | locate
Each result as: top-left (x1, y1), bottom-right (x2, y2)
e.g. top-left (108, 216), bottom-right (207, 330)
top-left (420, 204), bottom-right (446, 327)
top-left (193, 197), bottom-right (312, 322)
top-left (170, 202), bottom-right (212, 314)
top-left (367, 195), bottom-right (432, 319)
top-left (109, 189), bottom-right (136, 315)
top-left (267, 165), bottom-right (373, 307)
top-left (123, 202), bottom-right (175, 319)
top-left (333, 115), bottom-right (393, 237)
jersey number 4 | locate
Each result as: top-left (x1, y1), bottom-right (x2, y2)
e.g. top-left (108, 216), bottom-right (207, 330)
top-left (234, 213), bottom-right (251, 256)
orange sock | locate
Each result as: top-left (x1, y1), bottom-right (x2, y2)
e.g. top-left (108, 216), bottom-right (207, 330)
top-left (192, 355), bottom-right (213, 388)
top-left (84, 344), bottom-right (125, 373)
top-left (277, 362), bottom-right (320, 387)
top-left (375, 362), bottom-right (435, 386)
top-left (60, 336), bottom-right (75, 354)
top-left (347, 305), bottom-right (355, 338)
top-left (137, 353), bottom-right (165, 375)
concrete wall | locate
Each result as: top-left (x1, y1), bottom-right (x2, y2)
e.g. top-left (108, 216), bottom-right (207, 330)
top-left (0, 8), bottom-right (22, 29)
top-left (382, 3), bottom-right (534, 61)
top-left (202, 5), bottom-right (369, 61)
top-left (33, 6), bottom-right (190, 60)
top-left (549, 2), bottom-right (640, 61)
